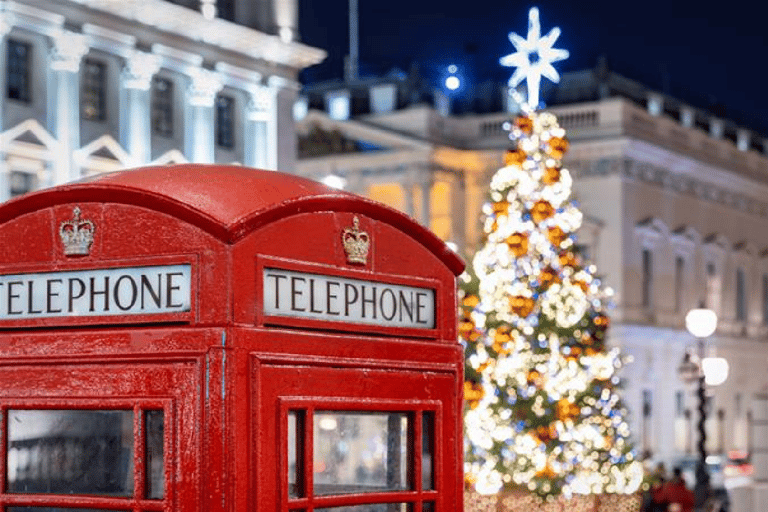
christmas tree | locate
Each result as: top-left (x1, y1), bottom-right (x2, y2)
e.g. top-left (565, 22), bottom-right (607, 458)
top-left (460, 7), bottom-right (643, 500)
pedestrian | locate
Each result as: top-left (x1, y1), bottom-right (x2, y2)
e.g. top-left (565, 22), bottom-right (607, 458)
top-left (649, 475), bottom-right (667, 512)
top-left (661, 467), bottom-right (695, 512)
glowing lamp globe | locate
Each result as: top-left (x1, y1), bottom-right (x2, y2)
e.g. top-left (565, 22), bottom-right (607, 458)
top-left (685, 308), bottom-right (717, 338)
top-left (702, 357), bottom-right (729, 386)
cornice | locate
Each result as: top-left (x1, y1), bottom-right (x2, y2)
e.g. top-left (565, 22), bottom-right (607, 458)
top-left (66, 0), bottom-right (326, 70)
top-left (568, 157), bottom-right (768, 219)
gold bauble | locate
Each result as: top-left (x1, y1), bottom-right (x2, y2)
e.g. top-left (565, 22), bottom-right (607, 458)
top-left (538, 266), bottom-right (559, 290)
top-left (515, 115), bottom-right (534, 135)
top-left (542, 166), bottom-right (561, 185)
top-left (464, 381), bottom-right (484, 408)
top-left (530, 200), bottom-right (555, 224)
top-left (459, 320), bottom-right (475, 337)
top-left (492, 200), bottom-right (510, 216)
top-left (504, 149), bottom-right (527, 166)
top-left (510, 295), bottom-right (535, 317)
top-left (546, 225), bottom-right (568, 247)
top-left (506, 232), bottom-right (529, 257)
top-left (559, 251), bottom-right (578, 268)
top-left (494, 326), bottom-right (511, 344)
top-left (462, 294), bottom-right (479, 308)
top-left (547, 136), bottom-right (569, 158)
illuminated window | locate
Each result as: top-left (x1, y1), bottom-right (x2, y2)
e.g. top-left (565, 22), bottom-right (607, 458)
top-left (151, 77), bottom-right (174, 137)
top-left (215, 94), bottom-right (235, 148)
top-left (368, 183), bottom-right (405, 212)
top-left (326, 91), bottom-right (350, 121)
top-left (429, 181), bottom-right (452, 241)
top-left (81, 58), bottom-right (107, 121)
top-left (7, 39), bottom-right (31, 103)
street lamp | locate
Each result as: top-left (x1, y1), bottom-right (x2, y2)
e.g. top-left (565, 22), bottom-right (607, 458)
top-left (679, 308), bottom-right (727, 509)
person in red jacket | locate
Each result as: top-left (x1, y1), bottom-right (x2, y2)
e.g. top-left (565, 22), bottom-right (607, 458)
top-left (662, 467), bottom-right (695, 512)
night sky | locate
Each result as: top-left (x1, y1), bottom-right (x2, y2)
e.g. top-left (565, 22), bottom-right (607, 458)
top-left (299, 0), bottom-right (768, 134)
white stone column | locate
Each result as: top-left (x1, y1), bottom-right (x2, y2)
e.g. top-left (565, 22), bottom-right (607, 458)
top-left (244, 85), bottom-right (274, 170)
top-left (647, 92), bottom-right (663, 117)
top-left (47, 30), bottom-right (88, 185)
top-left (184, 68), bottom-right (222, 163)
top-left (120, 51), bottom-right (161, 165)
top-left (737, 129), bottom-right (751, 152)
top-left (753, 394), bottom-right (768, 512)
top-left (420, 176), bottom-right (432, 228)
top-left (272, 0), bottom-right (298, 42)
top-left (680, 106), bottom-right (695, 128)
top-left (270, 76), bottom-right (300, 171)
top-left (752, 394), bottom-right (768, 482)
top-left (0, 14), bottom-right (13, 201)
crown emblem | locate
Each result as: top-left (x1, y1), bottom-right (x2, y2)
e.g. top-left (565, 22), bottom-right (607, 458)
top-left (59, 207), bottom-right (95, 256)
top-left (342, 216), bottom-right (370, 265)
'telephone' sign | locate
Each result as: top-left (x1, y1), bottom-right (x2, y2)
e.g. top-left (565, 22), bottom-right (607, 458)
top-left (0, 264), bottom-right (191, 319)
top-left (263, 268), bottom-right (435, 329)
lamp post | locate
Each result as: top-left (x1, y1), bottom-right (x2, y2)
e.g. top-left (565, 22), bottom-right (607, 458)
top-left (679, 308), bottom-right (726, 509)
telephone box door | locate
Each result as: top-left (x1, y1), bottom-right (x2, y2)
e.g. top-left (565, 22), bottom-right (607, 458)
top-left (256, 362), bottom-right (460, 512)
top-left (0, 358), bottom-right (200, 511)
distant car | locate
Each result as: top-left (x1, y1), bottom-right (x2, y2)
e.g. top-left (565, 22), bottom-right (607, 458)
top-left (671, 455), bottom-right (729, 512)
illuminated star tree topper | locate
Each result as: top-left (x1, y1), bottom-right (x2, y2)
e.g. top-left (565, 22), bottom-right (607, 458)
top-left (500, 7), bottom-right (569, 109)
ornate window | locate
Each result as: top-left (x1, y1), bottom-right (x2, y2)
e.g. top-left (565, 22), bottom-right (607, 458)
top-left (81, 58), bottom-right (107, 121)
top-left (216, 0), bottom-right (235, 20)
top-left (642, 249), bottom-right (653, 309)
top-left (151, 77), bottom-right (174, 137)
top-left (7, 39), bottom-right (31, 103)
top-left (736, 267), bottom-right (747, 322)
top-left (762, 274), bottom-right (768, 325)
top-left (215, 94), bottom-right (235, 149)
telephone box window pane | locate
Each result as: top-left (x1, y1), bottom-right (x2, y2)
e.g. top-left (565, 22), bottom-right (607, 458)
top-left (422, 503), bottom-right (434, 512)
top-left (7, 410), bottom-right (134, 496)
top-left (316, 504), bottom-right (409, 511)
top-left (422, 412), bottom-right (434, 490)
top-left (313, 412), bottom-right (409, 496)
top-left (145, 410), bottom-right (164, 499)
top-left (288, 410), bottom-right (305, 498)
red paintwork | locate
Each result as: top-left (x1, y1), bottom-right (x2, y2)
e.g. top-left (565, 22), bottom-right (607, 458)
top-left (0, 164), bottom-right (465, 512)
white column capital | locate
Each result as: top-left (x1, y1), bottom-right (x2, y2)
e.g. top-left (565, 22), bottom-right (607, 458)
top-left (122, 50), bottom-right (162, 90)
top-left (0, 12), bottom-right (14, 38)
top-left (187, 68), bottom-right (223, 108)
top-left (246, 85), bottom-right (274, 120)
top-left (49, 31), bottom-right (89, 72)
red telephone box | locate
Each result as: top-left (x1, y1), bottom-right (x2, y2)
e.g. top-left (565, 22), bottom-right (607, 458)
top-left (0, 165), bottom-right (465, 512)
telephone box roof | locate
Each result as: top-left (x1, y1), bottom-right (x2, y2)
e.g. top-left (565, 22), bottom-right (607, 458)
top-left (0, 164), bottom-right (464, 274)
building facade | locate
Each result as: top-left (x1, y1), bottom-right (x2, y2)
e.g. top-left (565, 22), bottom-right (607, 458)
top-left (296, 67), bottom-right (768, 472)
top-left (0, 0), bottom-right (325, 201)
